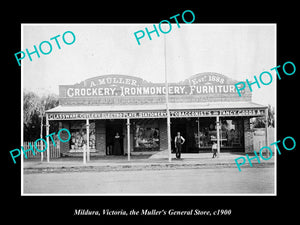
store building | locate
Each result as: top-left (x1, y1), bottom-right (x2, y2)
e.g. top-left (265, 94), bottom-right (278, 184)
top-left (45, 72), bottom-right (267, 159)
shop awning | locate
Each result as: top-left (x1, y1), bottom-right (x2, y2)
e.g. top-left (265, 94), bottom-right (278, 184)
top-left (46, 101), bottom-right (266, 113)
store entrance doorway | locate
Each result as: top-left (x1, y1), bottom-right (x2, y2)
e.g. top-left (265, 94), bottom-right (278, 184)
top-left (106, 120), bottom-right (124, 155)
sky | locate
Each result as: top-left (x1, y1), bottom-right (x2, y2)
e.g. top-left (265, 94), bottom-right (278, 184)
top-left (22, 23), bottom-right (276, 106)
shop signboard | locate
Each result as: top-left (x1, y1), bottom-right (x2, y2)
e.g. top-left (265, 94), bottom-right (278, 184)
top-left (58, 73), bottom-right (252, 105)
top-left (47, 109), bottom-right (265, 120)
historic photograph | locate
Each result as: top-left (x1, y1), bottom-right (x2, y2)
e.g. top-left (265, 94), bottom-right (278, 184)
top-left (21, 23), bottom-right (276, 195)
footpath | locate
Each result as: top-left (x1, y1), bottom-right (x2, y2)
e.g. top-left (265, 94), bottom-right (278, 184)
top-left (23, 152), bottom-right (274, 173)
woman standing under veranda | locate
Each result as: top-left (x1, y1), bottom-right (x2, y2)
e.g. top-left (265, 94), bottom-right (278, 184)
top-left (113, 132), bottom-right (122, 155)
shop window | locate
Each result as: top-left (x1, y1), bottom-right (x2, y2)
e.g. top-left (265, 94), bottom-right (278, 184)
top-left (194, 118), bottom-right (243, 149)
top-left (69, 121), bottom-right (96, 152)
top-left (220, 119), bottom-right (243, 148)
top-left (194, 119), bottom-right (215, 148)
top-left (134, 124), bottom-right (159, 150)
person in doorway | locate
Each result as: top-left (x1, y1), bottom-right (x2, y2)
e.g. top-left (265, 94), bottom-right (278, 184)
top-left (113, 132), bottom-right (122, 155)
top-left (174, 132), bottom-right (185, 159)
top-left (212, 141), bottom-right (217, 158)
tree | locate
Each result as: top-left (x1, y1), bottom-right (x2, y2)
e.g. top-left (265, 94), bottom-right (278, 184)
top-left (23, 91), bottom-right (59, 141)
top-left (23, 92), bottom-right (41, 141)
top-left (23, 92), bottom-right (40, 127)
top-left (42, 94), bottom-right (60, 136)
top-left (267, 104), bottom-right (275, 127)
top-left (252, 104), bottom-right (275, 128)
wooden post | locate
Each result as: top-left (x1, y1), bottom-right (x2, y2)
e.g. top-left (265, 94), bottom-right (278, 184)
top-left (265, 107), bottom-right (269, 157)
top-left (164, 33), bottom-right (172, 162)
top-left (86, 118), bottom-right (90, 162)
top-left (166, 114), bottom-right (171, 162)
top-left (216, 116), bottom-right (220, 156)
top-left (83, 143), bottom-right (86, 165)
top-left (46, 114), bottom-right (50, 162)
top-left (197, 118), bottom-right (200, 148)
top-left (40, 115), bottom-right (44, 162)
top-left (127, 117), bottom-right (130, 161)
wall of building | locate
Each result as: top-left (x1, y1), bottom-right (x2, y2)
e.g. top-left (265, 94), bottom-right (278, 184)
top-left (95, 121), bottom-right (106, 155)
top-left (59, 121), bottom-right (70, 154)
top-left (123, 123), bottom-right (127, 154)
top-left (244, 118), bottom-right (254, 153)
top-left (159, 119), bottom-right (168, 151)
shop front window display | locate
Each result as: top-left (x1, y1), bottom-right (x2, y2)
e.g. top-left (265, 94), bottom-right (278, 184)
top-left (134, 125), bottom-right (159, 151)
top-left (194, 121), bottom-right (218, 148)
top-left (69, 122), bottom-right (96, 152)
top-left (194, 119), bottom-right (243, 149)
top-left (220, 119), bottom-right (243, 148)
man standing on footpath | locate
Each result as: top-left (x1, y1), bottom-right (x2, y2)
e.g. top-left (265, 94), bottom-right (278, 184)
top-left (174, 132), bottom-right (185, 159)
